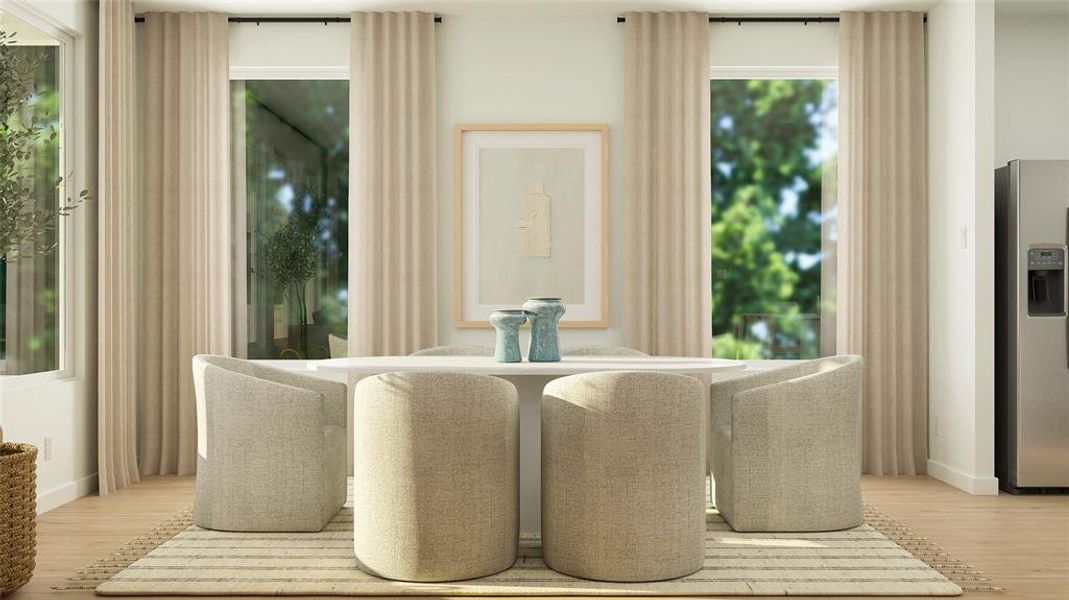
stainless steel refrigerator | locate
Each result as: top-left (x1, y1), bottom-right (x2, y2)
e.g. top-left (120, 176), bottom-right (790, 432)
top-left (995, 159), bottom-right (1069, 493)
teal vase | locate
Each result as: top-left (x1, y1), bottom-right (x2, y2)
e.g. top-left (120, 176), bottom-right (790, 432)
top-left (523, 297), bottom-right (565, 362)
top-left (489, 310), bottom-right (526, 363)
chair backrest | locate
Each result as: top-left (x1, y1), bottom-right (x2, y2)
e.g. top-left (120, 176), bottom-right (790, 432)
top-left (560, 345), bottom-right (649, 357)
top-left (328, 334), bottom-right (348, 358)
top-left (409, 345), bottom-right (494, 356)
top-left (712, 355), bottom-right (862, 403)
top-left (545, 370), bottom-right (706, 420)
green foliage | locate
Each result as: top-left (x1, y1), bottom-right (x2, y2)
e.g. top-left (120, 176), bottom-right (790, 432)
top-left (263, 218), bottom-right (318, 291)
top-left (711, 79), bottom-right (836, 359)
top-left (0, 30), bottom-right (86, 260)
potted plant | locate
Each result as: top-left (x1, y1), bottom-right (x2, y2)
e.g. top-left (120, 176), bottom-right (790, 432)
top-left (263, 217), bottom-right (318, 358)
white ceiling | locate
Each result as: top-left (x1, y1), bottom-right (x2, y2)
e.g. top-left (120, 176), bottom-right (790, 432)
top-left (133, 0), bottom-right (940, 16)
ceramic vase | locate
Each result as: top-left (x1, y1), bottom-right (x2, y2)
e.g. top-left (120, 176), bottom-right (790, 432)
top-left (489, 310), bottom-right (527, 363)
top-left (523, 297), bottom-right (566, 362)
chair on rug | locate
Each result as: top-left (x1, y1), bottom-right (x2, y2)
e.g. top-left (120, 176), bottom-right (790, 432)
top-left (191, 355), bottom-right (347, 533)
top-left (710, 354), bottom-right (864, 532)
top-left (541, 372), bottom-right (706, 582)
top-left (353, 372), bottom-right (519, 582)
top-left (560, 344), bottom-right (649, 356)
top-left (408, 344), bottom-right (494, 356)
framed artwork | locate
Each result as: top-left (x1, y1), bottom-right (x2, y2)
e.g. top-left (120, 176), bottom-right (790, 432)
top-left (454, 124), bottom-right (608, 328)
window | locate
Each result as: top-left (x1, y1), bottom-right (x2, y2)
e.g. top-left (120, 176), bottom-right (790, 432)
top-left (231, 80), bottom-right (349, 360)
top-left (0, 13), bottom-right (65, 376)
top-left (711, 77), bottom-right (838, 359)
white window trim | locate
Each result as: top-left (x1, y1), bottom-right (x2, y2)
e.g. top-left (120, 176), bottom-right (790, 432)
top-left (709, 65), bottom-right (838, 80)
top-left (0, 0), bottom-right (79, 387)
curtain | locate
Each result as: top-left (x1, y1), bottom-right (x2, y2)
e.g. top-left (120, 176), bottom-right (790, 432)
top-left (838, 11), bottom-right (927, 475)
top-left (98, 0), bottom-right (139, 495)
top-left (140, 12), bottom-right (231, 476)
top-left (623, 12), bottom-right (712, 358)
top-left (348, 12), bottom-right (438, 357)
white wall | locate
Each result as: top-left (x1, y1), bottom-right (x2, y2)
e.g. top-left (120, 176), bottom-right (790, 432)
top-left (436, 15), bottom-right (626, 348)
top-left (0, 0), bottom-right (98, 513)
top-left (994, 14), bottom-right (1069, 166)
top-left (926, 0), bottom-right (998, 495)
top-left (709, 21), bottom-right (839, 67)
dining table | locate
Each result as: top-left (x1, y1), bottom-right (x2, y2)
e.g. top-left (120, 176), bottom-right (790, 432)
top-left (308, 354), bottom-right (747, 548)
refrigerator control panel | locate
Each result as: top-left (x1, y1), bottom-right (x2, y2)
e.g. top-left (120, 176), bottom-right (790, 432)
top-left (1028, 248), bottom-right (1066, 270)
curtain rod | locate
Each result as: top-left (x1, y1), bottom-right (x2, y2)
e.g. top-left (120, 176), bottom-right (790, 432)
top-left (615, 15), bottom-right (927, 24)
top-left (133, 15), bottom-right (443, 24)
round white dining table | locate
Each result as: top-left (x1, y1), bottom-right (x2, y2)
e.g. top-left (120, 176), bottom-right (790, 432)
top-left (309, 355), bottom-right (745, 547)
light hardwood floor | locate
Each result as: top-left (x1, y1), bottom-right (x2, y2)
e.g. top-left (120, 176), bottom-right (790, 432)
top-left (10, 475), bottom-right (1069, 600)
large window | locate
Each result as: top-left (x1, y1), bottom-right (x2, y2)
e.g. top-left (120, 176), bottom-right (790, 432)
top-left (231, 80), bottom-right (348, 360)
top-left (711, 77), bottom-right (838, 359)
top-left (0, 13), bottom-right (64, 376)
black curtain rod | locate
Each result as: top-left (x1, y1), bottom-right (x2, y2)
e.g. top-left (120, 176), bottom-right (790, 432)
top-left (616, 15), bottom-right (926, 24)
top-left (133, 15), bottom-right (443, 24)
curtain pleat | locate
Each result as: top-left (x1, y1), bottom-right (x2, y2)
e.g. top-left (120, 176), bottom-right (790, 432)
top-left (98, 0), bottom-right (139, 495)
top-left (624, 12), bottom-right (712, 358)
top-left (348, 12), bottom-right (437, 357)
top-left (139, 12), bottom-right (231, 476)
top-left (838, 11), bottom-right (928, 475)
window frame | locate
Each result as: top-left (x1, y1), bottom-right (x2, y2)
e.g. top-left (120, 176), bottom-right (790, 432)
top-left (0, 0), bottom-right (78, 386)
top-left (709, 65), bottom-right (840, 360)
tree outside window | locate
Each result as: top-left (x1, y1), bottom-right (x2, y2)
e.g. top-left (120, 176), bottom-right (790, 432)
top-left (711, 79), bottom-right (838, 359)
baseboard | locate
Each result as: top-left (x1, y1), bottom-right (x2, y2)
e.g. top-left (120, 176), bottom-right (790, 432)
top-left (37, 472), bottom-right (98, 514)
top-left (927, 459), bottom-right (999, 495)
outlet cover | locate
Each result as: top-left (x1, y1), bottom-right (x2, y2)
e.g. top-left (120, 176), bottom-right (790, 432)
top-left (43, 436), bottom-right (54, 461)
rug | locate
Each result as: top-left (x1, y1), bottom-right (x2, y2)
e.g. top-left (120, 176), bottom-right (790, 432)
top-left (73, 496), bottom-right (972, 597)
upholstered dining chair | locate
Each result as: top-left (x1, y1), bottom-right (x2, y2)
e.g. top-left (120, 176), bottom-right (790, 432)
top-left (560, 345), bottom-right (649, 356)
top-left (327, 333), bottom-right (348, 358)
top-left (409, 344), bottom-right (494, 356)
top-left (710, 354), bottom-right (864, 532)
top-left (353, 372), bottom-right (519, 582)
top-left (191, 355), bottom-right (347, 532)
top-left (541, 371), bottom-right (707, 582)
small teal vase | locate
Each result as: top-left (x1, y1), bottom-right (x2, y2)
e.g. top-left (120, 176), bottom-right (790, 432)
top-left (489, 310), bottom-right (527, 363)
top-left (523, 297), bottom-right (566, 362)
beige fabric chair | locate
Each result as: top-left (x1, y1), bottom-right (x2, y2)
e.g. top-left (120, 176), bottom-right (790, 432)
top-left (328, 334), bottom-right (347, 358)
top-left (408, 344), bottom-right (494, 356)
top-left (542, 372), bottom-right (706, 582)
top-left (561, 345), bottom-right (649, 357)
top-left (191, 355), bottom-right (347, 532)
top-left (353, 372), bottom-right (518, 582)
top-left (711, 355), bottom-right (864, 532)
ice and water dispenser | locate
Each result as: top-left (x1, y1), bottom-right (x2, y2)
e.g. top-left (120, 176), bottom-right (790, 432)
top-left (1027, 246), bottom-right (1066, 317)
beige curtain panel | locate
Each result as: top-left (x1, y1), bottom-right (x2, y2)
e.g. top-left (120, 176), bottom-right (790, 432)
top-left (623, 12), bottom-right (712, 358)
top-left (97, 0), bottom-right (139, 495)
top-left (838, 11), bottom-right (928, 476)
top-left (348, 12), bottom-right (438, 357)
top-left (140, 12), bottom-right (232, 476)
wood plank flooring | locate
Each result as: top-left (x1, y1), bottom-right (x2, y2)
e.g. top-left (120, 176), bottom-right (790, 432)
top-left (8, 475), bottom-right (1068, 600)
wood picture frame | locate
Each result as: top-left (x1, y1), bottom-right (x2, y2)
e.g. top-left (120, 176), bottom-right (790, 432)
top-left (454, 123), bottom-right (609, 328)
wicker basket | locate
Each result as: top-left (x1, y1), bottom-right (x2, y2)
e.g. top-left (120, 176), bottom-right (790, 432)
top-left (0, 425), bottom-right (38, 594)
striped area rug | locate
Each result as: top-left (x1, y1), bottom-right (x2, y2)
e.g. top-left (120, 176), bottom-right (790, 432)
top-left (92, 498), bottom-right (963, 596)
